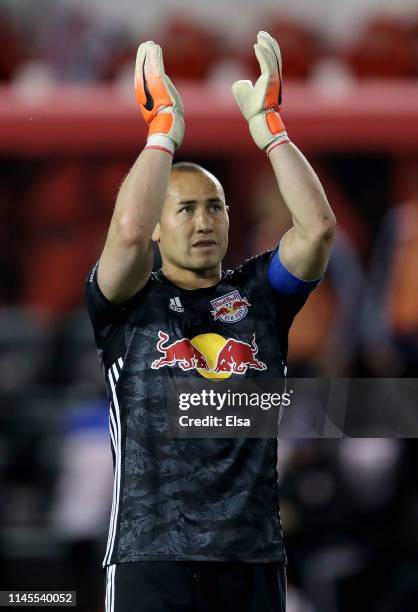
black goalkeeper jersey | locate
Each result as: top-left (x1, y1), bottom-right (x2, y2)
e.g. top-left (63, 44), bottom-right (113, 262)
top-left (85, 248), bottom-right (310, 566)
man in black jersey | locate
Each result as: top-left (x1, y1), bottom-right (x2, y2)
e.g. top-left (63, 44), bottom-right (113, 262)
top-left (86, 32), bottom-right (336, 612)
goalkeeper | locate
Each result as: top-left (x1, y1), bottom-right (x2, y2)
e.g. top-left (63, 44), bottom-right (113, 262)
top-left (86, 32), bottom-right (336, 612)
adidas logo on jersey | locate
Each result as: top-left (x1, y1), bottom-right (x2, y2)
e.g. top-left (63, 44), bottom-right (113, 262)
top-left (169, 297), bottom-right (184, 313)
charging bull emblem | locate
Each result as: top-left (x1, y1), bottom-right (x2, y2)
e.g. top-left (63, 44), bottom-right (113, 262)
top-left (212, 335), bottom-right (266, 374)
top-left (151, 331), bottom-right (209, 371)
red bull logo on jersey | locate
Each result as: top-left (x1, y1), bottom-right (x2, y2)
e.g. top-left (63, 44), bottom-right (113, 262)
top-left (151, 330), bottom-right (267, 380)
top-left (213, 336), bottom-right (266, 374)
top-left (210, 290), bottom-right (251, 323)
top-left (151, 332), bottom-right (209, 371)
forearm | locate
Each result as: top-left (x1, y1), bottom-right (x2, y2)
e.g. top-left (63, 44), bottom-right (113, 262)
top-left (96, 40), bottom-right (183, 303)
top-left (111, 147), bottom-right (172, 244)
top-left (268, 142), bottom-right (336, 240)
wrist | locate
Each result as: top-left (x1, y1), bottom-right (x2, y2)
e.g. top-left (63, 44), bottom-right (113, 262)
top-left (145, 134), bottom-right (175, 156)
top-left (248, 109), bottom-right (288, 152)
top-left (265, 131), bottom-right (290, 156)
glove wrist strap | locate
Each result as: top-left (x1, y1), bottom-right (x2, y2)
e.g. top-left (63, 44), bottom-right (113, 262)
top-left (266, 132), bottom-right (290, 156)
top-left (145, 134), bottom-right (175, 156)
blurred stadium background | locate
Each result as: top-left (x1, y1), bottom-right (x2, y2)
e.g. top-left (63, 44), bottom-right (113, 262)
top-left (0, 0), bottom-right (418, 610)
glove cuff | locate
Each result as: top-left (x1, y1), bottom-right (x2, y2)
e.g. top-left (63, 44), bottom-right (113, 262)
top-left (266, 132), bottom-right (290, 156)
top-left (145, 134), bottom-right (175, 156)
top-left (248, 110), bottom-right (287, 151)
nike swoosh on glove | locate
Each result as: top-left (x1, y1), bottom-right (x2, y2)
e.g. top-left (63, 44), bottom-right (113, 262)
top-left (135, 41), bottom-right (185, 151)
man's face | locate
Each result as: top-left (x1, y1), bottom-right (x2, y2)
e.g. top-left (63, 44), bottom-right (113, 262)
top-left (153, 170), bottom-right (229, 273)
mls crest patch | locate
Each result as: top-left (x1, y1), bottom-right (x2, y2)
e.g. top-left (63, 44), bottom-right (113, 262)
top-left (210, 290), bottom-right (251, 323)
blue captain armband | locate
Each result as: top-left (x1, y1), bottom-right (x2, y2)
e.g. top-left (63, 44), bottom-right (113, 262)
top-left (268, 251), bottom-right (323, 295)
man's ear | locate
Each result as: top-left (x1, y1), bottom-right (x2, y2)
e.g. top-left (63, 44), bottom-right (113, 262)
top-left (151, 222), bottom-right (160, 242)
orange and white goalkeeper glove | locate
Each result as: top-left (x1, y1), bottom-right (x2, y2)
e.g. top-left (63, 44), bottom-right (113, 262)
top-left (134, 41), bottom-right (185, 155)
top-left (232, 31), bottom-right (289, 155)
